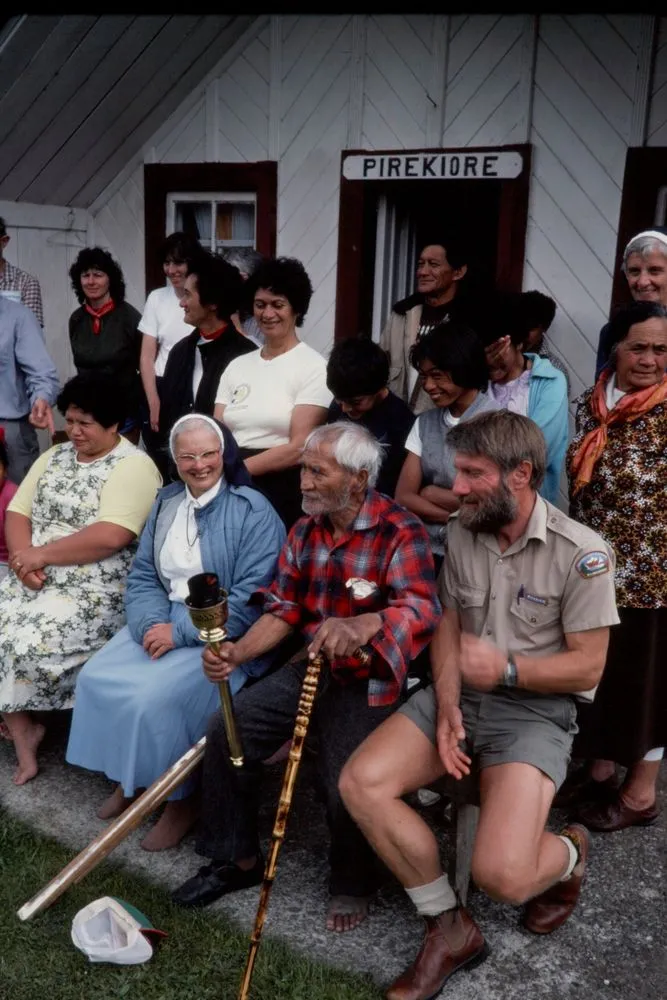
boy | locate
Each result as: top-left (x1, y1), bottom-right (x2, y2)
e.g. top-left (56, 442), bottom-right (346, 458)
top-left (326, 337), bottom-right (414, 497)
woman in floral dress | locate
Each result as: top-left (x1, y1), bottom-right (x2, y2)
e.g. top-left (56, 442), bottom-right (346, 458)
top-left (1, 372), bottom-right (161, 785)
top-left (567, 301), bottom-right (667, 830)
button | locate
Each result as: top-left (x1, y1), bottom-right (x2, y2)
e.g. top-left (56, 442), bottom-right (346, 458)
top-left (530, 616), bottom-right (537, 623)
top-left (486, 628), bottom-right (492, 635)
top-left (497, 558), bottom-right (503, 565)
top-left (550, 516), bottom-right (557, 523)
top-left (491, 593), bottom-right (496, 600)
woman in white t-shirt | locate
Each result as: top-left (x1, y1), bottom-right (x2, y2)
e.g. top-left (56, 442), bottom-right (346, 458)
top-left (214, 257), bottom-right (331, 528)
top-left (139, 233), bottom-right (202, 463)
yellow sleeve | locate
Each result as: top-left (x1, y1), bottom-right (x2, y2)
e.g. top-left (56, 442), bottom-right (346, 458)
top-left (97, 454), bottom-right (163, 535)
top-left (6, 447), bottom-right (56, 518)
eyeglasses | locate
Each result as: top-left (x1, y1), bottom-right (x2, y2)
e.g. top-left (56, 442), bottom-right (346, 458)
top-left (175, 449), bottom-right (221, 465)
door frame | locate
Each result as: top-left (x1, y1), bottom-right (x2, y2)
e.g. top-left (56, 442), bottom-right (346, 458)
top-left (334, 143), bottom-right (532, 341)
top-left (143, 161), bottom-right (277, 295)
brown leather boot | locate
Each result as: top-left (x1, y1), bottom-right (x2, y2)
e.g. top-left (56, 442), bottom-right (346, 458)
top-left (522, 823), bottom-right (590, 935)
top-left (385, 905), bottom-right (488, 1000)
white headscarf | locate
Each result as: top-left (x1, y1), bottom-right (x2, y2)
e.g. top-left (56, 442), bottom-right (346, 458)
top-left (624, 229), bottom-right (667, 255)
top-left (168, 414), bottom-right (226, 459)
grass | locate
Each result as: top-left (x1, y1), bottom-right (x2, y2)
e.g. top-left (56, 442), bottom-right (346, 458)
top-left (0, 809), bottom-right (381, 1000)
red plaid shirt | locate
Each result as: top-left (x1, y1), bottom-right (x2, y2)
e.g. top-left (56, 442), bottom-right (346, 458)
top-left (0, 260), bottom-right (44, 326)
top-left (257, 489), bottom-right (441, 706)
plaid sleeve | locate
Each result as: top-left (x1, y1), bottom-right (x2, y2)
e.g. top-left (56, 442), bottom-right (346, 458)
top-left (22, 274), bottom-right (44, 327)
top-left (252, 529), bottom-right (303, 628)
top-left (367, 518), bottom-right (441, 701)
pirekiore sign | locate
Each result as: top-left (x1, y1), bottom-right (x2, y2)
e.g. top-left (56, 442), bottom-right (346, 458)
top-left (343, 151), bottom-right (523, 181)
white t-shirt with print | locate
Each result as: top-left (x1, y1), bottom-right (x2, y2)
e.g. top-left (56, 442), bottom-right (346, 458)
top-left (139, 285), bottom-right (194, 377)
top-left (215, 341), bottom-right (332, 449)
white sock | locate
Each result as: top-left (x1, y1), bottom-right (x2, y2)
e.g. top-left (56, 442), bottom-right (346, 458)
top-left (557, 834), bottom-right (579, 881)
top-left (643, 747), bottom-right (664, 762)
top-left (405, 875), bottom-right (458, 916)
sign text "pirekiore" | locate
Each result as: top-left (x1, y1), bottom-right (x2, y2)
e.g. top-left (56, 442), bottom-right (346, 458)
top-left (343, 151), bottom-right (523, 181)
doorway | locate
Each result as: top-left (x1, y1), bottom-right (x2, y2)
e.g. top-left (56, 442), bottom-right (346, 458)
top-left (335, 144), bottom-right (531, 341)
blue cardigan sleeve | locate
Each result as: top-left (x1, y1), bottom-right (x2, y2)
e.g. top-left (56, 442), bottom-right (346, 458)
top-left (530, 370), bottom-right (569, 504)
top-left (124, 500), bottom-right (172, 643)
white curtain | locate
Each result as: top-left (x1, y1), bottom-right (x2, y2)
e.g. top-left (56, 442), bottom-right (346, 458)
top-left (371, 195), bottom-right (417, 342)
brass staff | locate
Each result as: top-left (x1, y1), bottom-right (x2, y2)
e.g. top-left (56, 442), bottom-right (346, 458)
top-left (17, 737), bottom-right (206, 921)
top-left (185, 571), bottom-right (244, 767)
top-left (238, 646), bottom-right (371, 1000)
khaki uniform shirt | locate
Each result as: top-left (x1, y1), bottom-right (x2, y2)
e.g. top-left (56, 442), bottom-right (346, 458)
top-left (440, 496), bottom-right (620, 702)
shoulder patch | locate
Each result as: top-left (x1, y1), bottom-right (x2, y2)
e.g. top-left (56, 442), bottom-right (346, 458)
top-left (575, 550), bottom-right (610, 579)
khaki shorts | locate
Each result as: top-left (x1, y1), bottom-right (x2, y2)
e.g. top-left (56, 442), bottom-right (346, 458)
top-left (399, 684), bottom-right (578, 791)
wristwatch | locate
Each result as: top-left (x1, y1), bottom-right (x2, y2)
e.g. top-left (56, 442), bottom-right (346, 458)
top-left (501, 654), bottom-right (518, 688)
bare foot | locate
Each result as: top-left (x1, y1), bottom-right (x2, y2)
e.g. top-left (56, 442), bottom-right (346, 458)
top-left (326, 894), bottom-right (371, 933)
top-left (12, 721), bottom-right (46, 785)
top-left (140, 798), bottom-right (199, 852)
top-left (97, 784), bottom-right (138, 820)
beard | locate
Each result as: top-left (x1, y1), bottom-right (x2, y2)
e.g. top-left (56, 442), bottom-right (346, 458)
top-left (457, 479), bottom-right (517, 534)
top-left (301, 483), bottom-right (352, 517)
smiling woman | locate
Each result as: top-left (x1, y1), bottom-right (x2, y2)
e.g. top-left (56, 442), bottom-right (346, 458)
top-left (567, 301), bottom-right (667, 832)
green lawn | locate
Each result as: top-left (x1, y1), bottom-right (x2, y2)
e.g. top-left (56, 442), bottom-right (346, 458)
top-left (0, 810), bottom-right (380, 1000)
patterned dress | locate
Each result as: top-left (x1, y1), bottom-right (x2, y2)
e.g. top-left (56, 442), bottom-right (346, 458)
top-left (566, 389), bottom-right (667, 762)
top-left (0, 441), bottom-right (139, 712)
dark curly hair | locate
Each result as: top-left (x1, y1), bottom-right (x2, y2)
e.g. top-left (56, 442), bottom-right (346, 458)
top-left (409, 323), bottom-right (489, 390)
top-left (245, 257), bottom-right (313, 327)
top-left (188, 251), bottom-right (245, 322)
top-left (69, 247), bottom-right (126, 305)
top-left (56, 372), bottom-right (128, 429)
top-left (327, 337), bottom-right (390, 398)
top-left (608, 301), bottom-right (667, 352)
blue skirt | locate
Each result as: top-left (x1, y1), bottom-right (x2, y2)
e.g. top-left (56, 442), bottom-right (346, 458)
top-left (66, 626), bottom-right (247, 800)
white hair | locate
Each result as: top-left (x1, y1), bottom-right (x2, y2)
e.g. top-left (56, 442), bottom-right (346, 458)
top-left (303, 422), bottom-right (383, 488)
top-left (169, 415), bottom-right (225, 458)
top-left (622, 230), bottom-right (667, 271)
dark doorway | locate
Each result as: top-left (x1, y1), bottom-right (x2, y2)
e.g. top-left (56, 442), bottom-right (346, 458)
top-left (335, 144), bottom-right (531, 341)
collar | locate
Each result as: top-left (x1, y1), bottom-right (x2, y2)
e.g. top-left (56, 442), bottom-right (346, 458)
top-left (313, 489), bottom-right (380, 533)
top-left (478, 494), bottom-right (547, 556)
top-left (197, 323), bottom-right (228, 342)
top-left (185, 478), bottom-right (223, 508)
top-left (525, 353), bottom-right (560, 379)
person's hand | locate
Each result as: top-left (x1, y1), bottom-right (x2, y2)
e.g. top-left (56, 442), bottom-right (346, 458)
top-left (29, 398), bottom-right (55, 436)
top-left (307, 613), bottom-right (381, 661)
top-left (436, 701), bottom-right (470, 779)
top-left (484, 336), bottom-right (512, 376)
top-left (202, 641), bottom-right (240, 682)
top-left (149, 398), bottom-right (160, 433)
top-left (11, 546), bottom-right (47, 579)
top-left (143, 623), bottom-right (175, 660)
top-left (459, 633), bottom-right (505, 692)
top-left (20, 569), bottom-right (46, 591)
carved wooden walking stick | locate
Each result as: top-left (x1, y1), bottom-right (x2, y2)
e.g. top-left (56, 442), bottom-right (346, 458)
top-left (237, 645), bottom-right (370, 1000)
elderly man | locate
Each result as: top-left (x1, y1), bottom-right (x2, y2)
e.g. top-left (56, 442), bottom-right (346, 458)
top-left (172, 421), bottom-right (440, 931)
top-left (340, 411), bottom-right (619, 1000)
top-left (0, 296), bottom-right (59, 482)
top-left (380, 233), bottom-right (474, 413)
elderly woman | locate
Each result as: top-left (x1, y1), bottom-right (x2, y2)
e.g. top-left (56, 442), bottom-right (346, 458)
top-left (596, 227), bottom-right (667, 377)
top-left (481, 291), bottom-right (569, 503)
top-left (0, 373), bottom-right (161, 785)
top-left (139, 231), bottom-right (203, 460)
top-left (66, 414), bottom-right (285, 851)
top-left (395, 323), bottom-right (498, 569)
top-left (567, 301), bottom-right (667, 831)
top-left (69, 248), bottom-right (144, 443)
top-left (214, 257), bottom-right (332, 529)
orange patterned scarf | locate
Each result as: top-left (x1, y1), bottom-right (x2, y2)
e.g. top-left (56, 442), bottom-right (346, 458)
top-left (570, 368), bottom-right (667, 495)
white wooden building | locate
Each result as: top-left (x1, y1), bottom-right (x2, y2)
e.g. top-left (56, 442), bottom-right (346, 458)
top-left (1, 12), bottom-right (666, 412)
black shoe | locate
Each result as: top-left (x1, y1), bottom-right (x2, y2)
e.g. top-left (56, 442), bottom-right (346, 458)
top-left (171, 857), bottom-right (264, 908)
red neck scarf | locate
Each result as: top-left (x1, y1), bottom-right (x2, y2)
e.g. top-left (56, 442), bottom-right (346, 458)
top-left (85, 299), bottom-right (115, 334)
top-left (570, 367), bottom-right (667, 495)
top-left (199, 323), bottom-right (228, 342)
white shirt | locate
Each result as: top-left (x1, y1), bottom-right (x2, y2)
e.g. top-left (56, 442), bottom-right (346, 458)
top-left (605, 372), bottom-right (626, 410)
top-left (158, 479), bottom-right (222, 602)
top-left (139, 285), bottom-right (194, 377)
top-left (404, 408), bottom-right (460, 457)
top-left (488, 367), bottom-right (531, 415)
top-left (215, 341), bottom-right (332, 449)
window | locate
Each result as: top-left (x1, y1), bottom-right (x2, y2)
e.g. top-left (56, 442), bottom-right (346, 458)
top-left (166, 192), bottom-right (257, 252)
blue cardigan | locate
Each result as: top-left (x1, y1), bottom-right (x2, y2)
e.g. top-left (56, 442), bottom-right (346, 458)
top-left (525, 353), bottom-right (569, 504)
top-left (125, 480), bottom-right (286, 680)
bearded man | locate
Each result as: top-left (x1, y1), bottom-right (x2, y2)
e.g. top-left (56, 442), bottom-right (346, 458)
top-left (172, 421), bottom-right (441, 933)
top-left (340, 410), bottom-right (619, 1000)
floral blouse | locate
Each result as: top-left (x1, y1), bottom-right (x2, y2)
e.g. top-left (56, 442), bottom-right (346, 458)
top-left (567, 388), bottom-right (667, 608)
